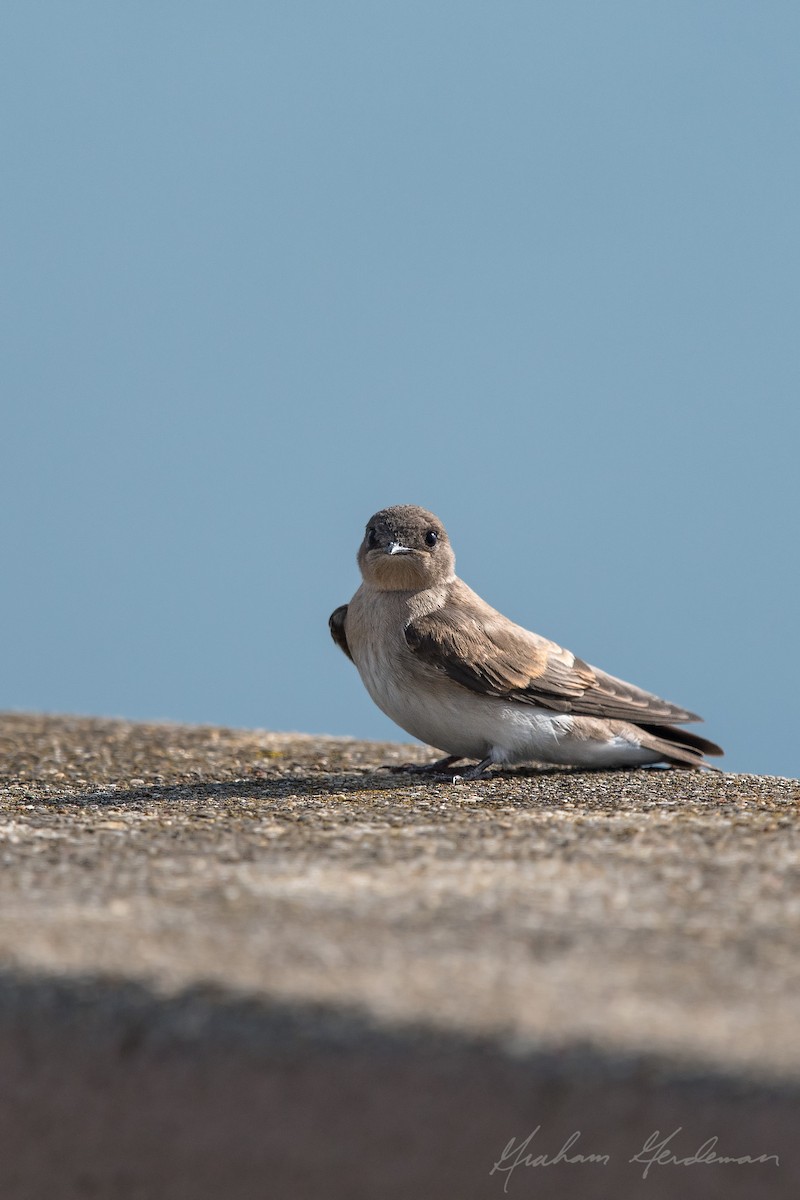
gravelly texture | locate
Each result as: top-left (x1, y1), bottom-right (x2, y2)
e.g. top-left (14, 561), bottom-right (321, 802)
top-left (0, 712), bottom-right (798, 1200)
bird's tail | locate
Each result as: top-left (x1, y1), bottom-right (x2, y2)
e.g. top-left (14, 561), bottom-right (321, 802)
top-left (637, 723), bottom-right (724, 769)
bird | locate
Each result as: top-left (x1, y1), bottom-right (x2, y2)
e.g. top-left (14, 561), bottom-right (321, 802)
top-left (329, 505), bottom-right (723, 778)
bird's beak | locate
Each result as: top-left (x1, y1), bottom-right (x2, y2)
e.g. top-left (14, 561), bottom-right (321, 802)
top-left (387, 542), bottom-right (412, 555)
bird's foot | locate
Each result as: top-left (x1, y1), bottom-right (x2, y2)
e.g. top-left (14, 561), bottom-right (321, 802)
top-left (379, 755), bottom-right (463, 776)
top-left (379, 755), bottom-right (498, 782)
top-left (455, 756), bottom-right (495, 781)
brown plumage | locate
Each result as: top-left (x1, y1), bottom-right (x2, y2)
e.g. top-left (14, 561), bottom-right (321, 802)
top-left (330, 505), bottom-right (723, 776)
top-left (328, 605), bottom-right (353, 662)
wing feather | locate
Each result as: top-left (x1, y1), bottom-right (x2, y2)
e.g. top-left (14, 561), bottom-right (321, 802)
top-left (329, 605), bottom-right (353, 661)
top-left (405, 584), bottom-right (700, 726)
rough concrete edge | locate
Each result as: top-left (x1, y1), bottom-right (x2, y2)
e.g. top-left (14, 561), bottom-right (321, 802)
top-left (1, 967), bottom-right (796, 1101)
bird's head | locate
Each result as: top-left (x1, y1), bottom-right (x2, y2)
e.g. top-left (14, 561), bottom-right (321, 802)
top-left (357, 504), bottom-right (455, 591)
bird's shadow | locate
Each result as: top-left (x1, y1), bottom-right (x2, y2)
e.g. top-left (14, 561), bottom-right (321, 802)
top-left (42, 761), bottom-right (655, 810)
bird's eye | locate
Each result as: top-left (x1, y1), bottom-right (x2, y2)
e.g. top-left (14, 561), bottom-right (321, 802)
top-left (425, 530), bottom-right (438, 547)
top-left (366, 527), bottom-right (378, 548)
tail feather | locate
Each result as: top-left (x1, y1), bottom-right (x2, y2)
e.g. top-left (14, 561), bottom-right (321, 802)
top-left (637, 723), bottom-right (724, 769)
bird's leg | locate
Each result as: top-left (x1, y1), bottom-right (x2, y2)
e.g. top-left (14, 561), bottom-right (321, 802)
top-left (458, 756), bottom-right (495, 780)
top-left (380, 755), bottom-right (463, 775)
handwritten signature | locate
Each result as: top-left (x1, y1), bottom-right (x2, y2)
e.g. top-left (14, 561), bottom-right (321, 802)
top-left (631, 1128), bottom-right (780, 1180)
top-left (490, 1127), bottom-right (608, 1192)
top-left (490, 1125), bottom-right (779, 1191)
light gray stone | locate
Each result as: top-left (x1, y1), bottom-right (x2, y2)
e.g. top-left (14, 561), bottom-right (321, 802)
top-left (0, 713), bottom-right (797, 1199)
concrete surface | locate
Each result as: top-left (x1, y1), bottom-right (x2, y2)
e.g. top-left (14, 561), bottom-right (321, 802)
top-left (0, 712), bottom-right (798, 1199)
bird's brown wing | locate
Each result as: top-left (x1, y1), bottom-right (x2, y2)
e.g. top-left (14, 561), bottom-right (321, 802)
top-left (329, 605), bottom-right (353, 662)
top-left (404, 584), bottom-right (701, 725)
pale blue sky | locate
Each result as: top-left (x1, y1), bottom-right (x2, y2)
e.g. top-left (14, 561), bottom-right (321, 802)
top-left (2, 2), bottom-right (798, 776)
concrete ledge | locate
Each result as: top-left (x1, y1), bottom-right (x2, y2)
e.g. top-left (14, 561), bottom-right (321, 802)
top-left (1, 713), bottom-right (798, 1198)
top-left (0, 973), bottom-right (796, 1200)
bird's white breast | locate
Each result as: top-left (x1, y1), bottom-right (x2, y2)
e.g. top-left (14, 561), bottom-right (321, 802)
top-left (344, 584), bottom-right (619, 765)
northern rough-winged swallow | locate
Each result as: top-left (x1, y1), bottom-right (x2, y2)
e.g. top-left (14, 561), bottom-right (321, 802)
top-left (330, 505), bottom-right (723, 777)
